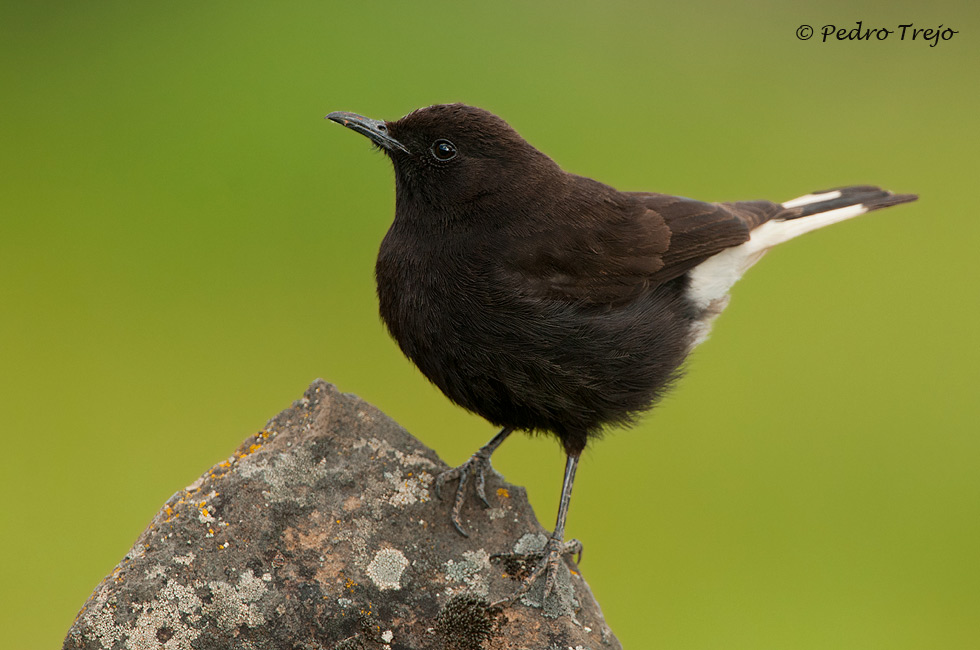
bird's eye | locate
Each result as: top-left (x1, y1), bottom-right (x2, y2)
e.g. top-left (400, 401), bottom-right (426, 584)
top-left (431, 139), bottom-right (457, 161)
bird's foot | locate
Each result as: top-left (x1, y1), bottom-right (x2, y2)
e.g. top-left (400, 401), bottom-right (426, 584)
top-left (491, 534), bottom-right (583, 608)
top-left (435, 448), bottom-right (498, 537)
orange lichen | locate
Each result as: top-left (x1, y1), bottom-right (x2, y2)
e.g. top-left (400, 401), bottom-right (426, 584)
top-left (496, 488), bottom-right (510, 498)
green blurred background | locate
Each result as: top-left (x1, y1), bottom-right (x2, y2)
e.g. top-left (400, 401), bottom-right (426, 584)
top-left (2, 1), bottom-right (977, 648)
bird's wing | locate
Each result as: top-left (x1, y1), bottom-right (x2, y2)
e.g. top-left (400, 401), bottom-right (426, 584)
top-left (638, 193), bottom-right (785, 284)
top-left (504, 191), bottom-right (784, 305)
top-left (501, 196), bottom-right (670, 305)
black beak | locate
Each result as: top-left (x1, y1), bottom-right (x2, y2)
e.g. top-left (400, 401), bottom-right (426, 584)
top-left (325, 111), bottom-right (409, 154)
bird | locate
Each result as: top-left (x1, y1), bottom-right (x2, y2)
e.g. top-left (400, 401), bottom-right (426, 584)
top-left (325, 103), bottom-right (917, 602)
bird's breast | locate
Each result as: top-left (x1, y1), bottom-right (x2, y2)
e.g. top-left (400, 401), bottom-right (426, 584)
top-left (376, 229), bottom-right (495, 360)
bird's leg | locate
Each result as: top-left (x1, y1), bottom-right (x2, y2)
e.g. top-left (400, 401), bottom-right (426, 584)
top-left (435, 427), bottom-right (514, 537)
top-left (493, 452), bottom-right (582, 607)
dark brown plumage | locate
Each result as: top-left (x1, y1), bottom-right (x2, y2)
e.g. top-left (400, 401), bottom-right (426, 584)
top-left (326, 103), bottom-right (917, 603)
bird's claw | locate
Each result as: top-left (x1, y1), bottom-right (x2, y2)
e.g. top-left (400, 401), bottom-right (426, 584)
top-left (491, 536), bottom-right (583, 607)
top-left (435, 449), bottom-right (497, 537)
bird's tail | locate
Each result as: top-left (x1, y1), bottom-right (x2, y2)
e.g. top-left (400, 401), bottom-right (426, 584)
top-left (751, 185), bottom-right (918, 250)
top-left (782, 185), bottom-right (917, 217)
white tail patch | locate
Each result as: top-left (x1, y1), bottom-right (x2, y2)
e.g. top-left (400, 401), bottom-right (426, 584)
top-left (781, 190), bottom-right (842, 209)
top-left (686, 203), bottom-right (868, 314)
top-left (750, 203), bottom-right (867, 249)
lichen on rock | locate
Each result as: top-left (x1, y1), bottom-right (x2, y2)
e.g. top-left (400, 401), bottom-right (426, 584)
top-left (63, 380), bottom-right (620, 650)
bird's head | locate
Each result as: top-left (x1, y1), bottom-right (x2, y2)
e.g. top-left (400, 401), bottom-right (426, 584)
top-left (327, 104), bottom-right (559, 213)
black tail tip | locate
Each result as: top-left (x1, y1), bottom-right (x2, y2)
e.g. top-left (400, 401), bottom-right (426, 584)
top-left (791, 186), bottom-right (918, 217)
top-left (863, 191), bottom-right (919, 212)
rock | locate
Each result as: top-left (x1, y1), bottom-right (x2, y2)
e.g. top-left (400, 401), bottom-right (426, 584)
top-left (63, 380), bottom-right (621, 650)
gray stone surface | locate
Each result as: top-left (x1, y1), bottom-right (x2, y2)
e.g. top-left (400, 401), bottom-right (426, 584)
top-left (63, 380), bottom-right (621, 650)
